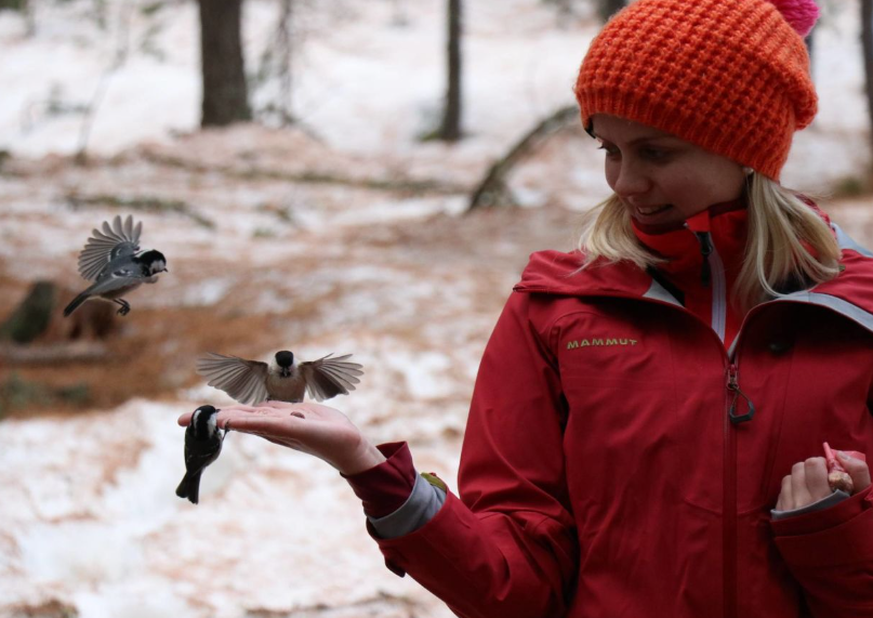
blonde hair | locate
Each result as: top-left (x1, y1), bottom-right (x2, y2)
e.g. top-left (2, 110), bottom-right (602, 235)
top-left (577, 173), bottom-right (842, 311)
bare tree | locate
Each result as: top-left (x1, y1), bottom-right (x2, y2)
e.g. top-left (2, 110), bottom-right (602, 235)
top-left (274, 0), bottom-right (295, 125)
top-left (598, 0), bottom-right (626, 23)
top-left (198, 0), bottom-right (252, 126)
top-left (438, 0), bottom-right (462, 141)
top-left (863, 0), bottom-right (873, 160)
top-left (0, 0), bottom-right (34, 35)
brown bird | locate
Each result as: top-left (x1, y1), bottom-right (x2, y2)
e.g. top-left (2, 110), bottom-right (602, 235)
top-left (196, 350), bottom-right (363, 404)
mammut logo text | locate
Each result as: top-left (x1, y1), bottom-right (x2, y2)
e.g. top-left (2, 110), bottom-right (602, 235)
top-left (566, 338), bottom-right (638, 350)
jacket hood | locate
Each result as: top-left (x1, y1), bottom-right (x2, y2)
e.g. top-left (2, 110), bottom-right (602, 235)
top-left (514, 250), bottom-right (655, 299)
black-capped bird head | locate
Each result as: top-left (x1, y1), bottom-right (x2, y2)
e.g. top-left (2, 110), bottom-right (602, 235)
top-left (274, 350), bottom-right (295, 377)
top-left (137, 249), bottom-right (168, 275)
top-left (192, 404), bottom-right (219, 430)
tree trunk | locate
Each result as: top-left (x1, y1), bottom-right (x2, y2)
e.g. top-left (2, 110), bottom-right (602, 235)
top-left (276, 0), bottom-right (295, 125)
top-left (863, 0), bottom-right (873, 162)
top-left (468, 105), bottom-right (579, 210)
top-left (439, 0), bottom-right (462, 141)
top-left (199, 0), bottom-right (252, 127)
top-left (598, 0), bottom-right (625, 23)
top-left (0, 0), bottom-right (25, 11)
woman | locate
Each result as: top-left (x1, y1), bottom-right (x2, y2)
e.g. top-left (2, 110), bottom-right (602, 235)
top-left (180, 0), bottom-right (873, 615)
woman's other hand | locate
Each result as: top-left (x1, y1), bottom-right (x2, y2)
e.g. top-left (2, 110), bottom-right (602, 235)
top-left (178, 401), bottom-right (386, 476)
top-left (776, 452), bottom-right (871, 511)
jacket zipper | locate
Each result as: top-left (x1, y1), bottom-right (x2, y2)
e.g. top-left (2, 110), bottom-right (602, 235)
top-left (724, 366), bottom-right (738, 618)
top-left (723, 362), bottom-right (756, 618)
top-left (723, 364), bottom-right (739, 618)
top-left (700, 231), bottom-right (738, 618)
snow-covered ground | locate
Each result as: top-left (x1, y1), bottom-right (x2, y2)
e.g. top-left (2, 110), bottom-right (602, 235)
top-left (1, 0), bottom-right (872, 617)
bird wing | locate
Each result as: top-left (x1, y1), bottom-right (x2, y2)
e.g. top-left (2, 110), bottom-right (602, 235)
top-left (77, 215), bottom-right (143, 281)
top-left (78, 273), bottom-right (143, 297)
top-left (300, 354), bottom-right (363, 402)
top-left (183, 423), bottom-right (223, 469)
top-left (196, 352), bottom-right (270, 405)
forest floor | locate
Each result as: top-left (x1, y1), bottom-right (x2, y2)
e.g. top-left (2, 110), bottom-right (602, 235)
top-left (3, 121), bottom-right (873, 618)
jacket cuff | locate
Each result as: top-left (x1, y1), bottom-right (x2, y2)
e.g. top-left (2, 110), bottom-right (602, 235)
top-left (772, 485), bottom-right (873, 567)
top-left (343, 442), bottom-right (417, 518)
top-left (771, 489), bottom-right (850, 521)
top-left (368, 472), bottom-right (447, 540)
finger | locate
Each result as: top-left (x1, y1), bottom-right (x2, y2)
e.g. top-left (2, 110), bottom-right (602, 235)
top-left (790, 461), bottom-right (813, 508)
top-left (218, 406), bottom-right (283, 420)
top-left (778, 474), bottom-right (792, 510)
top-left (216, 413), bottom-right (305, 435)
top-left (219, 404), bottom-right (263, 414)
top-left (803, 457), bottom-right (831, 502)
top-left (837, 451), bottom-right (872, 493)
top-left (179, 405), bottom-right (260, 426)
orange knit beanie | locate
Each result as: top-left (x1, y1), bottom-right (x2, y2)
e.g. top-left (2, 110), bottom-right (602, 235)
top-left (574, 0), bottom-right (818, 180)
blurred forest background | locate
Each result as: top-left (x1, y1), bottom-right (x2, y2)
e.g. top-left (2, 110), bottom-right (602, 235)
top-left (2, 0), bottom-right (873, 617)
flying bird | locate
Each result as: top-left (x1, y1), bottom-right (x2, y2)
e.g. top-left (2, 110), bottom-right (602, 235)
top-left (64, 214), bottom-right (167, 317)
top-left (176, 405), bottom-right (225, 505)
top-left (196, 350), bottom-right (363, 404)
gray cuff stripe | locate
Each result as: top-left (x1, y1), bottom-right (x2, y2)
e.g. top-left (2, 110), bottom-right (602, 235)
top-left (771, 489), bottom-right (851, 520)
top-left (368, 472), bottom-right (447, 539)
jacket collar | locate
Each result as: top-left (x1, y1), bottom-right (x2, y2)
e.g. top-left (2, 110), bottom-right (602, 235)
top-left (514, 221), bottom-right (873, 335)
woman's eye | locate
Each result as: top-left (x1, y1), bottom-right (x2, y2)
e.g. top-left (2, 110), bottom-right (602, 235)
top-left (640, 147), bottom-right (669, 161)
top-left (598, 144), bottom-right (620, 157)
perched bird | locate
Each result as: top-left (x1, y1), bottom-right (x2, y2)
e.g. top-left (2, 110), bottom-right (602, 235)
top-left (63, 214), bottom-right (167, 317)
top-left (176, 405), bottom-right (225, 505)
top-left (196, 350), bottom-right (363, 404)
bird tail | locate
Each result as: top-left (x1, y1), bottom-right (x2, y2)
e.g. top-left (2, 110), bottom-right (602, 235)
top-left (63, 291), bottom-right (90, 317)
top-left (175, 470), bottom-right (203, 505)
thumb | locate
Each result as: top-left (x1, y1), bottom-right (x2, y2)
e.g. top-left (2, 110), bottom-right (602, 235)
top-left (837, 451), bottom-right (871, 493)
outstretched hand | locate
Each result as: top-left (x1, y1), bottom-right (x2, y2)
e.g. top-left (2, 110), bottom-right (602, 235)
top-left (776, 452), bottom-right (871, 512)
top-left (178, 401), bottom-right (386, 476)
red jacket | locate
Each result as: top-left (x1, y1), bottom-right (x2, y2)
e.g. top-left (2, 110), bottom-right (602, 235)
top-left (374, 219), bottom-right (873, 618)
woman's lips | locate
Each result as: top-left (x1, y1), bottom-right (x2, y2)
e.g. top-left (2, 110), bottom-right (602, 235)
top-left (635, 204), bottom-right (672, 216)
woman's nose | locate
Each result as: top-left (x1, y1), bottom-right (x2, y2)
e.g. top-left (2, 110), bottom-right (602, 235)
top-left (611, 160), bottom-right (650, 197)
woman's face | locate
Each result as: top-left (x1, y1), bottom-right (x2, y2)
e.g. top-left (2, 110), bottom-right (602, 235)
top-left (591, 114), bottom-right (747, 231)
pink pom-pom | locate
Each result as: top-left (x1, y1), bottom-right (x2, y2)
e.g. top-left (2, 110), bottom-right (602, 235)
top-left (768, 0), bottom-right (820, 38)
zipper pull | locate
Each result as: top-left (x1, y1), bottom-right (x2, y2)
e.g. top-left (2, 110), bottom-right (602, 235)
top-left (727, 364), bottom-right (755, 424)
top-left (695, 231), bottom-right (713, 288)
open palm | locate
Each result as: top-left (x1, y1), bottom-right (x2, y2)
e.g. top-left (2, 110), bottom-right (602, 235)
top-left (178, 401), bottom-right (385, 475)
